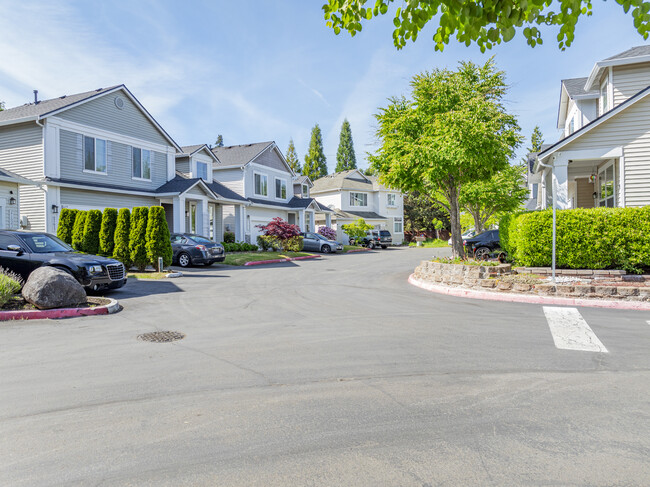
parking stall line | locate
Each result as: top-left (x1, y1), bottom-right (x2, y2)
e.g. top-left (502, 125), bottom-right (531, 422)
top-left (543, 306), bottom-right (609, 353)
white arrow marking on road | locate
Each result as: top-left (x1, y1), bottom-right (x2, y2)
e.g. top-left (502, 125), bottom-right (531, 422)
top-left (543, 306), bottom-right (608, 353)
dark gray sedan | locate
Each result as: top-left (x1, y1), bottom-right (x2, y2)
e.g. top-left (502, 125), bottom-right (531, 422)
top-left (170, 233), bottom-right (225, 267)
top-left (300, 232), bottom-right (343, 253)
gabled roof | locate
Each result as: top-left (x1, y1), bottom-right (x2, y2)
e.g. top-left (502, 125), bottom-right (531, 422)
top-left (211, 141), bottom-right (273, 168)
top-left (206, 180), bottom-right (248, 202)
top-left (156, 174), bottom-right (248, 203)
top-left (604, 45), bottom-right (650, 61)
top-left (311, 170), bottom-right (373, 193)
top-left (585, 45), bottom-right (650, 91)
top-left (247, 196), bottom-right (333, 212)
top-left (293, 175), bottom-right (313, 187)
top-left (561, 77), bottom-right (598, 99)
top-left (177, 144), bottom-right (220, 163)
top-left (0, 168), bottom-right (38, 186)
top-left (0, 85), bottom-right (182, 151)
top-left (333, 209), bottom-right (386, 220)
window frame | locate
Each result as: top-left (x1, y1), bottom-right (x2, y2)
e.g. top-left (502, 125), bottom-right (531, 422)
top-left (82, 135), bottom-right (108, 175)
top-left (387, 193), bottom-right (396, 207)
top-left (254, 172), bottom-right (268, 197)
top-left (275, 177), bottom-right (287, 199)
top-left (302, 184), bottom-right (308, 196)
top-left (131, 147), bottom-right (152, 181)
top-left (600, 78), bottom-right (609, 116)
top-left (196, 161), bottom-right (208, 181)
top-left (393, 216), bottom-right (403, 234)
top-left (597, 160), bottom-right (616, 208)
top-left (349, 192), bottom-right (368, 207)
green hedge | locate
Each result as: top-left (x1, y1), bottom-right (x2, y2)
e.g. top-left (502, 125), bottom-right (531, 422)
top-left (82, 210), bottom-right (103, 255)
top-left (505, 207), bottom-right (650, 270)
top-left (145, 206), bottom-right (173, 268)
top-left (71, 211), bottom-right (88, 251)
top-left (57, 208), bottom-right (78, 245)
top-left (130, 207), bottom-right (149, 271)
top-left (113, 208), bottom-right (131, 268)
top-left (99, 208), bottom-right (118, 256)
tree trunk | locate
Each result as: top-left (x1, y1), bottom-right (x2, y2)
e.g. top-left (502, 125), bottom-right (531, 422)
top-left (473, 211), bottom-right (483, 234)
top-left (448, 184), bottom-right (465, 258)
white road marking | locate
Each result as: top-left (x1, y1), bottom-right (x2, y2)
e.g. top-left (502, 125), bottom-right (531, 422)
top-left (543, 306), bottom-right (609, 353)
top-left (646, 320), bottom-right (650, 326)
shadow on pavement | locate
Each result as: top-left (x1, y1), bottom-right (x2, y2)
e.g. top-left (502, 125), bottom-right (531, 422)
top-left (108, 279), bottom-right (185, 298)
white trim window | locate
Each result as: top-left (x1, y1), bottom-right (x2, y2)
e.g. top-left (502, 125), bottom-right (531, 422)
top-left (387, 193), bottom-right (396, 207)
top-left (350, 192), bottom-right (368, 207)
top-left (393, 216), bottom-right (403, 234)
top-left (302, 184), bottom-right (308, 196)
top-left (275, 178), bottom-right (287, 199)
top-left (132, 147), bottom-right (151, 180)
top-left (196, 162), bottom-right (208, 180)
top-left (598, 161), bottom-right (616, 207)
top-left (83, 136), bottom-right (107, 174)
top-left (600, 78), bottom-right (609, 115)
top-left (254, 173), bottom-right (268, 196)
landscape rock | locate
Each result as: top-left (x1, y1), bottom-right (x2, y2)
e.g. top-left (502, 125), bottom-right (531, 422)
top-left (22, 267), bottom-right (87, 310)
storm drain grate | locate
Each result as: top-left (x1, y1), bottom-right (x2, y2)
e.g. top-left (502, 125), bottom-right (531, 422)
top-left (137, 331), bottom-right (185, 343)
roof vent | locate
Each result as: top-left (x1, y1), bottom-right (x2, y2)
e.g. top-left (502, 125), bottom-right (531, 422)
top-left (114, 96), bottom-right (124, 109)
top-left (33, 90), bottom-right (38, 104)
top-left (96, 88), bottom-right (103, 91)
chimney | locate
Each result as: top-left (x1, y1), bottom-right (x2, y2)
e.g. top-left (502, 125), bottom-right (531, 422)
top-left (33, 90), bottom-right (38, 104)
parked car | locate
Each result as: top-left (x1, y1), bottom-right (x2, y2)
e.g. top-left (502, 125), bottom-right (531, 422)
top-left (448, 229), bottom-right (476, 246)
top-left (0, 230), bottom-right (127, 291)
top-left (301, 232), bottom-right (343, 253)
top-left (358, 230), bottom-right (392, 249)
top-left (463, 230), bottom-right (501, 260)
top-left (171, 233), bottom-right (225, 267)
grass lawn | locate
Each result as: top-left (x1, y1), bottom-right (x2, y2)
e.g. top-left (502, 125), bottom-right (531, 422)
top-left (343, 245), bottom-right (367, 252)
top-left (127, 271), bottom-right (170, 279)
top-left (224, 251), bottom-right (313, 266)
top-left (408, 239), bottom-right (449, 248)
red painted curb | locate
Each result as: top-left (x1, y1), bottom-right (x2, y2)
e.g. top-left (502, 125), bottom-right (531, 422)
top-left (291, 255), bottom-right (320, 261)
top-left (243, 255), bottom-right (320, 266)
top-left (408, 274), bottom-right (650, 311)
top-left (346, 248), bottom-right (370, 253)
top-left (0, 297), bottom-right (120, 321)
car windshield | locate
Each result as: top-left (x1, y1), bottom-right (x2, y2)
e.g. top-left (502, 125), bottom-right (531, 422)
top-left (314, 234), bottom-right (328, 240)
top-left (187, 235), bottom-right (214, 244)
top-left (21, 234), bottom-right (73, 253)
top-left (379, 231), bottom-right (391, 236)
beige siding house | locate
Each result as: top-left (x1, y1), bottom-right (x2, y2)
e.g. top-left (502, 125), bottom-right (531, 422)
top-left (532, 46), bottom-right (650, 210)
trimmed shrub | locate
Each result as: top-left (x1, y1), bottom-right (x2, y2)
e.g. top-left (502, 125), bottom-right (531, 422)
top-left (57, 208), bottom-right (78, 245)
top-left (283, 236), bottom-right (304, 252)
top-left (71, 211), bottom-right (88, 251)
top-left (222, 242), bottom-right (258, 252)
top-left (223, 231), bottom-right (236, 243)
top-left (257, 235), bottom-right (279, 251)
top-left (498, 211), bottom-right (525, 258)
top-left (82, 210), bottom-right (102, 255)
top-left (146, 206), bottom-right (173, 268)
top-left (113, 208), bottom-right (131, 268)
top-left (317, 226), bottom-right (337, 240)
top-left (508, 207), bottom-right (650, 270)
top-left (99, 208), bottom-right (118, 256)
top-left (0, 266), bottom-right (23, 308)
top-left (130, 207), bottom-right (149, 271)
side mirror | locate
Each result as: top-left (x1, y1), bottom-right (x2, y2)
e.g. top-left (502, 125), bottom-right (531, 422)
top-left (7, 245), bottom-right (23, 255)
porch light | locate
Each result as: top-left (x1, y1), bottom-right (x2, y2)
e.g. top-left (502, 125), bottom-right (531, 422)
top-left (51, 204), bottom-right (59, 214)
top-left (8, 196), bottom-right (16, 206)
top-left (592, 192), bottom-right (598, 200)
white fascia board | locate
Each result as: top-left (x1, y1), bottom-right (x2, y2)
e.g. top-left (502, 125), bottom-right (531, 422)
top-left (44, 180), bottom-right (166, 197)
top-left (585, 54), bottom-right (650, 90)
top-left (190, 145), bottom-right (220, 163)
top-left (0, 116), bottom-right (38, 127)
top-left (0, 175), bottom-right (38, 185)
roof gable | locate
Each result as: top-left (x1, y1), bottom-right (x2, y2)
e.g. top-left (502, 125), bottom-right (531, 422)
top-left (211, 141), bottom-right (273, 168)
top-left (179, 144), bottom-right (219, 163)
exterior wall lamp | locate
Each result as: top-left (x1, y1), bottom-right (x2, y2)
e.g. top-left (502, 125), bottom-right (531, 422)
top-left (51, 204), bottom-right (59, 214)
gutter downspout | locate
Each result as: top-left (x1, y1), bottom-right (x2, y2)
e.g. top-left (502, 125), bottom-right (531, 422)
top-left (537, 158), bottom-right (557, 283)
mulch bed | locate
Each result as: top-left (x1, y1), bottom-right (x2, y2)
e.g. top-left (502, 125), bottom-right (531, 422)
top-left (1, 296), bottom-right (110, 311)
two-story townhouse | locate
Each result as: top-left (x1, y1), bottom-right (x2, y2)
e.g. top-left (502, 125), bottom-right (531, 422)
top-left (531, 45), bottom-right (650, 210)
top-left (0, 86), bottom-right (247, 240)
top-left (211, 142), bottom-right (332, 243)
top-left (311, 170), bottom-right (404, 244)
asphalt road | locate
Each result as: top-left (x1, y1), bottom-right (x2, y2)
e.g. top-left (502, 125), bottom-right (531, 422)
top-left (1, 247), bottom-right (649, 486)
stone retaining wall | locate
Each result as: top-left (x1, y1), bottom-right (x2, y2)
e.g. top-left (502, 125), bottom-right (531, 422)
top-left (413, 261), bottom-right (650, 301)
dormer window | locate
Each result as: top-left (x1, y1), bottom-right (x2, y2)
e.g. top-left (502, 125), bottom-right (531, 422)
top-left (196, 162), bottom-right (208, 180)
top-left (302, 184), bottom-right (308, 196)
top-left (600, 78), bottom-right (609, 115)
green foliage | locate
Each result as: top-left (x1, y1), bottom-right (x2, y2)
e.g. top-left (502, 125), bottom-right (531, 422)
top-left (99, 208), bottom-right (118, 256)
top-left (341, 218), bottom-right (373, 243)
top-left (71, 211), bottom-right (88, 251)
top-left (404, 191), bottom-right (450, 234)
top-left (145, 206), bottom-right (173, 268)
top-left (223, 242), bottom-right (259, 252)
top-left (82, 210), bottom-right (102, 255)
top-left (56, 208), bottom-right (78, 245)
top-left (335, 119), bottom-right (357, 172)
top-left (283, 236), bottom-right (304, 252)
top-left (223, 231), bottom-right (236, 243)
top-left (498, 211), bottom-right (525, 258)
top-left (256, 235), bottom-right (278, 251)
top-left (215, 134), bottom-right (224, 147)
top-left (129, 207), bottom-right (149, 271)
top-left (506, 207), bottom-right (650, 270)
top-left (0, 267), bottom-right (23, 307)
top-left (285, 138), bottom-right (301, 174)
top-left (113, 208), bottom-right (131, 268)
top-left (322, 1), bottom-right (650, 52)
top-left (408, 238), bottom-right (448, 248)
top-left (302, 124), bottom-right (328, 180)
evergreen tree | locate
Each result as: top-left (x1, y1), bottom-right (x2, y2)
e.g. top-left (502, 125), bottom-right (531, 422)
top-left (71, 211), bottom-right (88, 251)
top-left (82, 209), bottom-right (102, 255)
top-left (146, 206), bottom-right (173, 268)
top-left (99, 208), bottom-right (118, 256)
top-left (215, 134), bottom-right (224, 147)
top-left (335, 119), bottom-right (357, 172)
top-left (57, 208), bottom-right (78, 245)
top-left (113, 208), bottom-right (132, 268)
top-left (529, 125), bottom-right (544, 153)
top-left (302, 124), bottom-right (327, 180)
top-left (285, 139), bottom-right (301, 173)
top-left (130, 207), bottom-right (149, 271)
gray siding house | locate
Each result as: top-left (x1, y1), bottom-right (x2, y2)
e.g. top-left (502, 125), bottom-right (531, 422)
top-left (0, 86), bottom-right (247, 240)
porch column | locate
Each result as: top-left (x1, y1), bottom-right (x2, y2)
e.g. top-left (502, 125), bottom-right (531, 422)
top-left (234, 205), bottom-right (242, 241)
top-left (552, 156), bottom-right (570, 210)
top-left (325, 213), bottom-right (331, 227)
top-left (173, 196), bottom-right (186, 233)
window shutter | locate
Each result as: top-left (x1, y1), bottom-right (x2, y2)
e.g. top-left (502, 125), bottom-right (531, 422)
top-left (76, 133), bottom-right (83, 168)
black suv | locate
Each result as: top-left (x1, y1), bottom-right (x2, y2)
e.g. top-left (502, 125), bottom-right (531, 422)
top-left (463, 230), bottom-right (501, 260)
top-left (0, 231), bottom-right (127, 291)
top-left (360, 230), bottom-right (392, 249)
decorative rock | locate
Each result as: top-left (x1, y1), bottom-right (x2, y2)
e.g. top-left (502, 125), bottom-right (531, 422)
top-left (497, 281), bottom-right (512, 291)
top-left (480, 279), bottom-right (496, 288)
top-left (512, 282), bottom-right (532, 293)
top-left (574, 285), bottom-right (595, 296)
top-left (22, 267), bottom-right (86, 310)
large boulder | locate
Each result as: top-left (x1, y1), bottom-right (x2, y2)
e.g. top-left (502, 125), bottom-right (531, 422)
top-left (22, 267), bottom-right (86, 310)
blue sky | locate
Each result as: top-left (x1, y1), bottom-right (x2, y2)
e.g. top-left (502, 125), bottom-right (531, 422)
top-left (1, 1), bottom-right (649, 171)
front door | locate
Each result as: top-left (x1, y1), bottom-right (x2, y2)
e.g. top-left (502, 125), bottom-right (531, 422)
top-left (187, 202), bottom-right (197, 234)
top-left (288, 213), bottom-right (296, 225)
top-left (305, 212), bottom-right (312, 232)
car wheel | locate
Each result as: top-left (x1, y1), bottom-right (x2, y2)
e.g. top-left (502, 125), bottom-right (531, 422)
top-left (204, 261), bottom-right (214, 267)
top-left (474, 247), bottom-right (490, 260)
top-left (178, 252), bottom-right (191, 268)
top-left (368, 242), bottom-right (375, 249)
top-left (322, 244), bottom-right (331, 253)
top-left (381, 245), bottom-right (387, 249)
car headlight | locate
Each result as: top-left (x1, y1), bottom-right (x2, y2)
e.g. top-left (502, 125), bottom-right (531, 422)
top-left (86, 265), bottom-right (103, 274)
top-left (216, 247), bottom-right (223, 253)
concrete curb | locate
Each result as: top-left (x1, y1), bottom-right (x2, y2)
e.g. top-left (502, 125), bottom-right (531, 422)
top-left (0, 297), bottom-right (121, 321)
top-left (346, 248), bottom-right (370, 253)
top-left (243, 254), bottom-right (320, 266)
top-left (408, 274), bottom-right (650, 311)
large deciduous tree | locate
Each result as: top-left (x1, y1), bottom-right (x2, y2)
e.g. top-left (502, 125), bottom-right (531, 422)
top-left (403, 191), bottom-right (450, 237)
top-left (369, 59), bottom-right (521, 257)
top-left (322, 0), bottom-right (650, 52)
top-left (335, 119), bottom-right (357, 172)
top-left (286, 138), bottom-right (301, 173)
top-left (302, 124), bottom-right (328, 180)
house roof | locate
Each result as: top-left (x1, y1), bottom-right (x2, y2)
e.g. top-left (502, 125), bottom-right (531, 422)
top-left (177, 144), bottom-right (220, 162)
top-left (333, 209), bottom-right (386, 220)
top-left (293, 175), bottom-right (312, 187)
top-left (157, 174), bottom-right (248, 203)
top-left (211, 141), bottom-right (273, 168)
top-left (0, 168), bottom-right (38, 185)
top-left (247, 196), bottom-right (332, 212)
top-left (585, 45), bottom-right (650, 90)
top-left (604, 45), bottom-right (650, 61)
top-left (561, 77), bottom-right (598, 99)
top-left (311, 170), bottom-right (373, 192)
top-left (206, 180), bottom-right (248, 202)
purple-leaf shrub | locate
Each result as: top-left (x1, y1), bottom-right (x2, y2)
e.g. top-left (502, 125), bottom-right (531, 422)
top-left (317, 226), bottom-right (337, 240)
top-left (256, 217), bottom-right (301, 239)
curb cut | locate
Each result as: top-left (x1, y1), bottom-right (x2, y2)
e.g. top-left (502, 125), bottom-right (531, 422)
top-left (408, 274), bottom-right (650, 311)
top-left (0, 297), bottom-right (121, 321)
top-left (244, 255), bottom-right (320, 266)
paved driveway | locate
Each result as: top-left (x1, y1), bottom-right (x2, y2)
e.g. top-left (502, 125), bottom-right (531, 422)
top-left (1, 247), bottom-right (649, 486)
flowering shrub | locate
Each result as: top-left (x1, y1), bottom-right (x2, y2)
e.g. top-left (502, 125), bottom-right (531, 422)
top-left (317, 226), bottom-right (337, 240)
top-left (257, 217), bottom-right (302, 251)
top-left (0, 266), bottom-right (23, 308)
